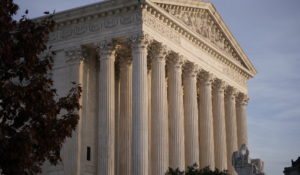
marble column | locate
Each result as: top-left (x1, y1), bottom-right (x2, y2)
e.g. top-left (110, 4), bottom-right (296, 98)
top-left (97, 41), bottom-right (115, 175)
top-left (64, 46), bottom-right (86, 175)
top-left (236, 93), bottom-right (249, 147)
top-left (150, 44), bottom-right (169, 175)
top-left (131, 34), bottom-right (149, 175)
top-left (212, 79), bottom-right (227, 171)
top-left (198, 71), bottom-right (215, 169)
top-left (183, 63), bottom-right (200, 167)
top-left (167, 53), bottom-right (185, 170)
top-left (115, 64), bottom-right (120, 175)
top-left (118, 57), bottom-right (132, 175)
top-left (225, 87), bottom-right (238, 175)
top-left (147, 66), bottom-right (152, 175)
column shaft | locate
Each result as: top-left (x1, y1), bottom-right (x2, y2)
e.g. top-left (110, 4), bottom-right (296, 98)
top-left (183, 63), bottom-right (199, 167)
top-left (150, 45), bottom-right (168, 175)
top-left (115, 71), bottom-right (120, 175)
top-left (147, 69), bottom-right (152, 175)
top-left (212, 80), bottom-right (227, 170)
top-left (131, 35), bottom-right (149, 175)
top-left (198, 72), bottom-right (215, 169)
top-left (98, 44), bottom-right (115, 175)
top-left (168, 55), bottom-right (185, 170)
top-left (118, 59), bottom-right (132, 175)
top-left (225, 87), bottom-right (238, 175)
top-left (236, 94), bottom-right (249, 147)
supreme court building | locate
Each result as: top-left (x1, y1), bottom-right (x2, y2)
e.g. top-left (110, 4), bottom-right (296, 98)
top-left (41, 0), bottom-right (257, 175)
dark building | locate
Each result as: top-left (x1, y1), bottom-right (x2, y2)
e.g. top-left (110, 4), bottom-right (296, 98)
top-left (284, 157), bottom-right (300, 175)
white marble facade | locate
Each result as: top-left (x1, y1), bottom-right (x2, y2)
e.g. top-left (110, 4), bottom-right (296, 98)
top-left (42, 0), bottom-right (257, 175)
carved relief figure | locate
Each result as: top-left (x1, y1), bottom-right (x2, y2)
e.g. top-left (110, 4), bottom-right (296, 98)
top-left (200, 13), bottom-right (209, 38)
top-left (194, 13), bottom-right (202, 34)
top-left (164, 6), bottom-right (246, 67)
top-left (181, 11), bottom-right (192, 26)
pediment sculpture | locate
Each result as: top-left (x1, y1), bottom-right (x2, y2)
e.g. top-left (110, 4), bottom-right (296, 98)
top-left (159, 4), bottom-right (248, 69)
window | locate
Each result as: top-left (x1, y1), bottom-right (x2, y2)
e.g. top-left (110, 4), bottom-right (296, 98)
top-left (87, 146), bottom-right (91, 161)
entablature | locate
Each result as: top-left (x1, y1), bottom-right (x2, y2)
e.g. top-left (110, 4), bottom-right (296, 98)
top-left (46, 1), bottom-right (143, 47)
top-left (44, 0), bottom-right (255, 92)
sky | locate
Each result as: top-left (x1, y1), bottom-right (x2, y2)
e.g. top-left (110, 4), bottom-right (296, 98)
top-left (13, 0), bottom-right (300, 175)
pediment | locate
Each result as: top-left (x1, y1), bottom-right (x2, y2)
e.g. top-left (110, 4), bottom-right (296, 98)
top-left (149, 0), bottom-right (257, 76)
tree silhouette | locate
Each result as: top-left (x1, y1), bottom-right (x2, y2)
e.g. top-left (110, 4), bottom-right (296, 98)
top-left (0, 0), bottom-right (81, 174)
top-left (166, 164), bottom-right (229, 175)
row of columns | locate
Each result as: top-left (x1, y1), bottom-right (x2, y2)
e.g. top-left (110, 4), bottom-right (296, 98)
top-left (96, 35), bottom-right (249, 175)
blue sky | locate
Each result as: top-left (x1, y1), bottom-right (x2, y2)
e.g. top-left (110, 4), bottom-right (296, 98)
top-left (14, 0), bottom-right (300, 175)
top-left (207, 1), bottom-right (300, 175)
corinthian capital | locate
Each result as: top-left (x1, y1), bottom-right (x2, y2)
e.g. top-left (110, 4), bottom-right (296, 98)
top-left (236, 93), bottom-right (249, 106)
top-left (225, 86), bottom-right (237, 99)
top-left (199, 71), bottom-right (214, 85)
top-left (183, 62), bottom-right (199, 77)
top-left (129, 33), bottom-right (150, 49)
top-left (148, 42), bottom-right (168, 63)
top-left (96, 39), bottom-right (116, 61)
top-left (167, 52), bottom-right (184, 69)
top-left (65, 46), bottom-right (87, 63)
top-left (212, 79), bottom-right (226, 92)
top-left (116, 44), bottom-right (132, 66)
top-left (97, 39), bottom-right (114, 50)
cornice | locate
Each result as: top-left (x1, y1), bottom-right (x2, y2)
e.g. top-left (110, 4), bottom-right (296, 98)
top-left (35, 1), bottom-right (141, 33)
top-left (143, 0), bottom-right (254, 80)
top-left (46, 3), bottom-right (143, 45)
top-left (150, 0), bottom-right (209, 8)
top-left (35, 0), bottom-right (138, 22)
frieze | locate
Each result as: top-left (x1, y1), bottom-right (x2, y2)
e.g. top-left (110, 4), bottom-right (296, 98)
top-left (104, 17), bottom-right (118, 28)
top-left (158, 4), bottom-right (245, 67)
top-left (88, 23), bottom-right (101, 32)
top-left (120, 15), bottom-right (135, 25)
top-left (73, 24), bottom-right (88, 35)
top-left (49, 12), bottom-right (140, 43)
top-left (143, 12), bottom-right (181, 44)
top-left (222, 67), bottom-right (247, 87)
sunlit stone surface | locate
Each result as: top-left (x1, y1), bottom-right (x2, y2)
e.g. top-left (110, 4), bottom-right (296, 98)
top-left (42, 0), bottom-right (258, 174)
